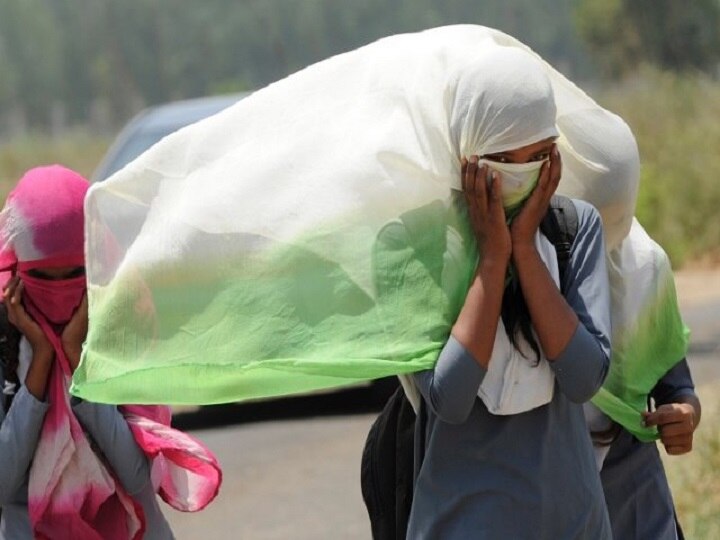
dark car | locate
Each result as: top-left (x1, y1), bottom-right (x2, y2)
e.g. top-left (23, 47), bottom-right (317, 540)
top-left (93, 93), bottom-right (249, 182)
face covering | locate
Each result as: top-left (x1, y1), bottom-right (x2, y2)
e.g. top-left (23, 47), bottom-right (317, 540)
top-left (479, 159), bottom-right (547, 217)
top-left (19, 272), bottom-right (86, 325)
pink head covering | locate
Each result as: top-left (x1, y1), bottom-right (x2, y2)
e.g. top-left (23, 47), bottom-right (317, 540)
top-left (1, 166), bottom-right (220, 539)
top-left (0, 164), bottom-right (88, 272)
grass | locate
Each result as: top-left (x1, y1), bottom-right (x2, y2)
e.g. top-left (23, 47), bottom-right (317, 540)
top-left (662, 382), bottom-right (720, 537)
top-left (0, 129), bottom-right (110, 195)
top-left (596, 68), bottom-right (720, 267)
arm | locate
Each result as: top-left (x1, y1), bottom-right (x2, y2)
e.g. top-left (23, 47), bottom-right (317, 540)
top-left (0, 385), bottom-right (49, 503)
top-left (643, 359), bottom-right (701, 455)
top-left (450, 157), bottom-right (511, 368)
top-left (72, 399), bottom-right (151, 495)
top-left (4, 277), bottom-right (55, 400)
top-left (511, 148), bottom-right (610, 402)
top-left (413, 158), bottom-right (506, 424)
top-left (413, 336), bottom-right (487, 424)
top-left (545, 202), bottom-right (611, 402)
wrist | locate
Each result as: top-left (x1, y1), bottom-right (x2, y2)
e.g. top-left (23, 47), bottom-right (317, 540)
top-left (478, 255), bottom-right (509, 277)
top-left (31, 341), bottom-right (55, 362)
top-left (511, 241), bottom-right (537, 264)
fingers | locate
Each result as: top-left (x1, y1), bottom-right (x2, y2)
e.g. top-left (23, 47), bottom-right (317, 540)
top-left (642, 403), bottom-right (695, 430)
top-left (547, 144), bottom-right (562, 192)
top-left (642, 403), bottom-right (696, 455)
top-left (529, 147), bottom-right (561, 207)
top-left (462, 155), bottom-right (489, 221)
top-left (463, 156), bottom-right (487, 203)
top-left (3, 276), bottom-right (20, 303)
top-left (3, 277), bottom-right (24, 325)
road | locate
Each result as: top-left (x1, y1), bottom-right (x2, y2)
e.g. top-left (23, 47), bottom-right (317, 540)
top-left (162, 297), bottom-right (720, 539)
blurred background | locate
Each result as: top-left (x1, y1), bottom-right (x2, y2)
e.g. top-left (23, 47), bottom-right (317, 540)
top-left (0, 1), bottom-right (718, 537)
top-left (1, 0), bottom-right (719, 265)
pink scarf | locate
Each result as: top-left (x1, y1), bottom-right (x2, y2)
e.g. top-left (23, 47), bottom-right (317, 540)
top-left (1, 166), bottom-right (221, 539)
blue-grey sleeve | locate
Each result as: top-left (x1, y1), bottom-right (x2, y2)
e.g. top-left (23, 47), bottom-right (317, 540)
top-left (0, 385), bottom-right (49, 503)
top-left (413, 335), bottom-right (486, 424)
top-left (71, 400), bottom-right (150, 496)
top-left (549, 200), bottom-right (611, 403)
top-left (651, 358), bottom-right (697, 406)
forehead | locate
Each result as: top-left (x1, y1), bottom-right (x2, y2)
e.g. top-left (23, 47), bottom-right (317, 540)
top-left (492, 137), bottom-right (556, 156)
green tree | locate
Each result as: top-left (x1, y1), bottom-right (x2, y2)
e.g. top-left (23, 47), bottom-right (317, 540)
top-left (575, 0), bottom-right (720, 77)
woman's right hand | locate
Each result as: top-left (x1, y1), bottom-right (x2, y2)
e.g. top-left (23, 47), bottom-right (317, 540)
top-left (3, 276), bottom-right (53, 356)
top-left (461, 156), bottom-right (511, 265)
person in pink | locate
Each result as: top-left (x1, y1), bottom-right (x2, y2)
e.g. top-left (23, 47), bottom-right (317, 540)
top-left (0, 165), bottom-right (221, 540)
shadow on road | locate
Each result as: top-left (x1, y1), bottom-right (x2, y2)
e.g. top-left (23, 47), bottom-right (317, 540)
top-left (172, 377), bottom-right (398, 431)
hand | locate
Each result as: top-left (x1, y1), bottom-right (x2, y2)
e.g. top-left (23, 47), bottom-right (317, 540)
top-left (62, 294), bottom-right (88, 372)
top-left (3, 276), bottom-right (53, 356)
top-left (461, 155), bottom-right (511, 264)
top-left (643, 402), bottom-right (697, 455)
top-left (3, 276), bottom-right (55, 399)
top-left (510, 144), bottom-right (562, 250)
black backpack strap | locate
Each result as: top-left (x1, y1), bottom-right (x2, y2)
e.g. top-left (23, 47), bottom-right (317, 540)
top-left (540, 195), bottom-right (578, 294)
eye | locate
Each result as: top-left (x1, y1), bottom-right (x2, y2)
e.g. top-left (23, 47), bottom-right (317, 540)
top-left (530, 152), bottom-right (550, 162)
top-left (483, 155), bottom-right (509, 163)
top-left (67, 267), bottom-right (86, 279)
top-left (27, 269), bottom-right (51, 280)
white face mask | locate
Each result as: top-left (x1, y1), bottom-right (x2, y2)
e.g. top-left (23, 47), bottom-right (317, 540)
top-left (479, 159), bottom-right (546, 211)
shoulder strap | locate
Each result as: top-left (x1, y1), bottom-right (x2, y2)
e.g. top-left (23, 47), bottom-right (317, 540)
top-left (540, 195), bottom-right (578, 294)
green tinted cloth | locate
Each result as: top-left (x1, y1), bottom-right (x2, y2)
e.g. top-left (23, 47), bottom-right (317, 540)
top-left (591, 222), bottom-right (690, 442)
top-left (72, 201), bottom-right (476, 404)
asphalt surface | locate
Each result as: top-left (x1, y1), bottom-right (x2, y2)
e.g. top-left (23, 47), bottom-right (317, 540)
top-left (162, 298), bottom-right (720, 539)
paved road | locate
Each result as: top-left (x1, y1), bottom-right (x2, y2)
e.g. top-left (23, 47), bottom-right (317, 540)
top-left (164, 397), bottom-right (378, 539)
top-left (162, 299), bottom-right (720, 540)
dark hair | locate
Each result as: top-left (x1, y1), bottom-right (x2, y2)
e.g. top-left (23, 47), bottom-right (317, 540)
top-left (501, 268), bottom-right (541, 365)
top-left (0, 303), bottom-right (21, 410)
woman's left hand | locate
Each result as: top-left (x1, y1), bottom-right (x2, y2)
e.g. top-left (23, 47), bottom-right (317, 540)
top-left (643, 402), bottom-right (698, 455)
top-left (510, 144), bottom-right (562, 249)
top-left (61, 294), bottom-right (88, 372)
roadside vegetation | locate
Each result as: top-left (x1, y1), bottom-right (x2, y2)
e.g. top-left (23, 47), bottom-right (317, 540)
top-left (663, 382), bottom-right (720, 538)
top-left (597, 69), bottom-right (720, 267)
top-left (1, 70), bottom-right (718, 268)
top-left (0, 129), bottom-right (109, 196)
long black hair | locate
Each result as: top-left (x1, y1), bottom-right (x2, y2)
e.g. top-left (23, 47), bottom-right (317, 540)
top-left (0, 303), bottom-right (21, 410)
top-left (501, 271), bottom-right (541, 364)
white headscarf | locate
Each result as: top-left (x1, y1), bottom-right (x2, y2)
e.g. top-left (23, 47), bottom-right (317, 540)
top-left (75, 26), bottom-right (684, 421)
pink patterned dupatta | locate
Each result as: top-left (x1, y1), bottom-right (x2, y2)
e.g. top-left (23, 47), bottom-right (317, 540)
top-left (0, 166), bottom-right (221, 539)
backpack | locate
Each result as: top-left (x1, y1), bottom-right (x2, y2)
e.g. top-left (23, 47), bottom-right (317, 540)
top-left (360, 195), bottom-right (579, 540)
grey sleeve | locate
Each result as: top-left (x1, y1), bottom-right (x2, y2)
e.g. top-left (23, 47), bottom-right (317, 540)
top-left (413, 335), bottom-right (486, 424)
top-left (71, 399), bottom-right (151, 496)
top-left (549, 200), bottom-right (611, 403)
top-left (0, 385), bottom-right (49, 503)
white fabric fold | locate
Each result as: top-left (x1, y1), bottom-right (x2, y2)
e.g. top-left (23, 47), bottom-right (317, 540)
top-left (477, 231), bottom-right (559, 415)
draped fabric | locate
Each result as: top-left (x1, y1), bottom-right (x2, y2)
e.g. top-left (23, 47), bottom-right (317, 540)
top-left (0, 166), bottom-right (221, 539)
top-left (71, 26), bottom-right (688, 441)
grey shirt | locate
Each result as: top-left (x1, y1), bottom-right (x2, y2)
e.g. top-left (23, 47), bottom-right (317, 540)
top-left (600, 359), bottom-right (696, 540)
top-left (0, 366), bottom-right (174, 540)
top-left (407, 200), bottom-right (613, 540)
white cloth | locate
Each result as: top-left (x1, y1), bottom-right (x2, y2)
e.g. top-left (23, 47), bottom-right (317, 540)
top-left (583, 402), bottom-right (615, 469)
top-left (478, 231), bottom-right (559, 415)
top-left (86, 25), bottom-right (634, 294)
top-left (80, 25), bottom-right (652, 412)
